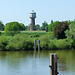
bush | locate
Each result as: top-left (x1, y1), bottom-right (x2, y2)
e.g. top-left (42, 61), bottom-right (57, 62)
top-left (65, 21), bottom-right (75, 49)
top-left (48, 39), bottom-right (71, 50)
top-left (55, 39), bottom-right (71, 49)
top-left (0, 35), bottom-right (7, 50)
top-left (6, 34), bottom-right (34, 50)
top-left (40, 34), bottom-right (49, 50)
top-left (48, 41), bottom-right (57, 50)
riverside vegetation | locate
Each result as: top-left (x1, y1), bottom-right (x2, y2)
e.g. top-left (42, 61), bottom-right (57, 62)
top-left (0, 31), bottom-right (73, 51)
top-left (0, 20), bottom-right (74, 51)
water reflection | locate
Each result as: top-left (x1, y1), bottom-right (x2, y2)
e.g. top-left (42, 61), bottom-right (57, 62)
top-left (0, 50), bottom-right (75, 75)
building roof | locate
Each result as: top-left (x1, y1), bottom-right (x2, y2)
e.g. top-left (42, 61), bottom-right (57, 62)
top-left (30, 10), bottom-right (36, 14)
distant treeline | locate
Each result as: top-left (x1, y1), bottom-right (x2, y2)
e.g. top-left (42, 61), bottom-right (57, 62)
top-left (0, 20), bottom-right (49, 31)
top-left (0, 20), bottom-right (74, 32)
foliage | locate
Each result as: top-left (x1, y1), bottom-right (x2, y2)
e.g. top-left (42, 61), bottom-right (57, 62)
top-left (35, 24), bottom-right (40, 30)
top-left (25, 26), bottom-right (29, 30)
top-left (40, 34), bottom-right (49, 50)
top-left (0, 34), bottom-right (72, 51)
top-left (48, 39), bottom-right (71, 50)
top-left (53, 21), bottom-right (69, 39)
top-left (19, 23), bottom-right (26, 30)
top-left (45, 26), bottom-right (48, 32)
top-left (48, 20), bottom-right (59, 32)
top-left (40, 21), bottom-right (48, 31)
top-left (65, 21), bottom-right (75, 49)
top-left (0, 35), bottom-right (7, 50)
top-left (68, 20), bottom-right (73, 25)
top-left (6, 34), bottom-right (34, 50)
top-left (5, 22), bottom-right (22, 36)
top-left (0, 20), bottom-right (4, 31)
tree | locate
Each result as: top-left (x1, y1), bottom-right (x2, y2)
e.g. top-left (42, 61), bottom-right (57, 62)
top-left (35, 24), bottom-right (40, 30)
top-left (48, 20), bottom-right (59, 32)
top-left (45, 26), bottom-right (48, 32)
top-left (68, 20), bottom-right (73, 25)
top-left (0, 20), bottom-right (4, 31)
top-left (19, 23), bottom-right (26, 30)
top-left (53, 21), bottom-right (69, 39)
top-left (40, 21), bottom-right (48, 30)
top-left (65, 21), bottom-right (75, 48)
top-left (5, 22), bottom-right (22, 36)
top-left (25, 26), bottom-right (29, 30)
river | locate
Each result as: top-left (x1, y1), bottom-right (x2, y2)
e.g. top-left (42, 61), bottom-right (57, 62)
top-left (0, 50), bottom-right (75, 75)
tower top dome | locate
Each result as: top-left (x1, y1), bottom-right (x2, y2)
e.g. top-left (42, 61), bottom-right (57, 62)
top-left (30, 10), bottom-right (36, 14)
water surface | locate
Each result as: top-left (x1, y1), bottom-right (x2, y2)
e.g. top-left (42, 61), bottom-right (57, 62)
top-left (0, 50), bottom-right (75, 75)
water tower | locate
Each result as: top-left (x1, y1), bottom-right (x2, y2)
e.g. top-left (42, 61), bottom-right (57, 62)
top-left (29, 10), bottom-right (36, 31)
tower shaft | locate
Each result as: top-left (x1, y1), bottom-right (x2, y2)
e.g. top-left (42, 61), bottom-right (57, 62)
top-left (30, 18), bottom-right (35, 31)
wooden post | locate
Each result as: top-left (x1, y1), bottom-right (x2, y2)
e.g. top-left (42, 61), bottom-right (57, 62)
top-left (54, 54), bottom-right (58, 75)
top-left (38, 40), bottom-right (40, 57)
top-left (49, 54), bottom-right (59, 75)
top-left (38, 40), bottom-right (40, 52)
top-left (34, 40), bottom-right (40, 57)
top-left (49, 54), bottom-right (54, 75)
top-left (34, 40), bottom-right (36, 52)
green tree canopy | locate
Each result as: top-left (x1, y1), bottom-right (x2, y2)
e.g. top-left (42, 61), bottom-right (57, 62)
top-left (35, 24), bottom-right (40, 30)
top-left (40, 21), bottom-right (48, 30)
top-left (5, 22), bottom-right (22, 36)
top-left (53, 21), bottom-right (69, 39)
top-left (48, 20), bottom-right (59, 32)
top-left (19, 23), bottom-right (26, 30)
top-left (65, 21), bottom-right (75, 48)
top-left (25, 26), bottom-right (29, 30)
top-left (0, 20), bottom-right (4, 31)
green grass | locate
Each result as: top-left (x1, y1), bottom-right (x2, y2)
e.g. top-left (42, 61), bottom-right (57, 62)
top-left (0, 31), bottom-right (49, 40)
top-left (0, 31), bottom-right (48, 37)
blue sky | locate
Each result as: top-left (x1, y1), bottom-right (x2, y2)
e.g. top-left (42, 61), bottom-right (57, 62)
top-left (0, 0), bottom-right (75, 26)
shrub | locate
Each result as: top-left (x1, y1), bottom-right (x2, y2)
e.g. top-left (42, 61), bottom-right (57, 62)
top-left (48, 39), bottom-right (71, 50)
top-left (65, 21), bottom-right (75, 49)
top-left (48, 41), bottom-right (57, 50)
top-left (55, 39), bottom-right (71, 49)
top-left (6, 34), bottom-right (34, 50)
top-left (40, 34), bottom-right (49, 50)
top-left (0, 35), bottom-right (7, 50)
